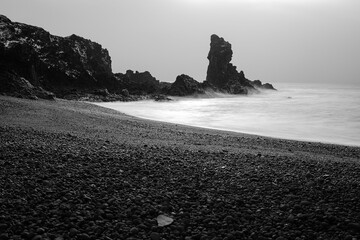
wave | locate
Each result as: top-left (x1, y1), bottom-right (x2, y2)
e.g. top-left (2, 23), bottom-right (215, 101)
top-left (94, 83), bottom-right (360, 147)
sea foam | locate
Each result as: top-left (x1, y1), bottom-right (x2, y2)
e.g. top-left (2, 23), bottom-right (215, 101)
top-left (95, 83), bottom-right (360, 147)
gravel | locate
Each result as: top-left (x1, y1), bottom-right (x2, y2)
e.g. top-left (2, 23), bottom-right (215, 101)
top-left (0, 96), bottom-right (359, 240)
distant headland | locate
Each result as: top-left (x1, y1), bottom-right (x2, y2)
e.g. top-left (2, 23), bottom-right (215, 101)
top-left (0, 15), bottom-right (275, 101)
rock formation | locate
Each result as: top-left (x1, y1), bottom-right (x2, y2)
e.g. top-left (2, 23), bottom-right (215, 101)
top-left (163, 34), bottom-right (274, 96)
top-left (168, 74), bottom-right (204, 96)
top-left (0, 15), bottom-right (163, 100)
top-left (204, 34), bottom-right (275, 93)
top-left (0, 15), bottom-right (118, 99)
top-left (114, 70), bottom-right (161, 95)
top-left (251, 80), bottom-right (276, 90)
top-left (206, 34), bottom-right (236, 88)
top-left (0, 15), bottom-right (275, 100)
top-left (0, 69), bottom-right (55, 100)
top-left (166, 34), bottom-right (276, 97)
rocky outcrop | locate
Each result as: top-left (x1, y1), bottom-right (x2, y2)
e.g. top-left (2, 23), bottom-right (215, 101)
top-left (206, 34), bottom-right (236, 88)
top-left (0, 15), bottom-right (120, 99)
top-left (0, 15), bottom-right (276, 100)
top-left (166, 34), bottom-right (277, 96)
top-left (168, 74), bottom-right (204, 96)
top-left (0, 15), bottom-right (169, 100)
top-left (205, 34), bottom-right (275, 93)
top-left (114, 70), bottom-right (161, 95)
top-left (0, 70), bottom-right (55, 100)
top-left (252, 80), bottom-right (276, 90)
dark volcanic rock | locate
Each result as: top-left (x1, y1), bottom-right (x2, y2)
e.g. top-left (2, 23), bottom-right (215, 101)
top-left (0, 15), bottom-right (171, 100)
top-left (205, 34), bottom-right (275, 93)
top-left (93, 88), bottom-right (110, 97)
top-left (252, 80), bottom-right (276, 90)
top-left (153, 94), bottom-right (172, 101)
top-left (0, 71), bottom-right (55, 100)
top-left (114, 70), bottom-right (161, 95)
top-left (205, 34), bottom-right (253, 92)
top-left (0, 14), bottom-right (276, 100)
top-left (206, 34), bottom-right (236, 88)
top-left (262, 82), bottom-right (276, 90)
top-left (168, 74), bottom-right (204, 96)
top-left (252, 80), bottom-right (263, 88)
top-left (0, 15), bottom-right (118, 99)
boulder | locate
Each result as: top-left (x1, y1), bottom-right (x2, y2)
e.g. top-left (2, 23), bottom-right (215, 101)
top-left (168, 74), bottom-right (204, 96)
top-left (121, 89), bottom-right (130, 97)
top-left (251, 79), bottom-right (276, 90)
top-left (114, 70), bottom-right (161, 95)
top-left (93, 88), bottom-right (110, 97)
top-left (261, 83), bottom-right (276, 90)
top-left (251, 80), bottom-right (263, 88)
top-left (153, 94), bottom-right (172, 101)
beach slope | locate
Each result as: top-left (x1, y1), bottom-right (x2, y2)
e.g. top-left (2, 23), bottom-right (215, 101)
top-left (0, 96), bottom-right (359, 239)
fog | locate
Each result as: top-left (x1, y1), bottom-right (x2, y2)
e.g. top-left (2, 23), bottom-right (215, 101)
top-left (2, 0), bottom-right (360, 85)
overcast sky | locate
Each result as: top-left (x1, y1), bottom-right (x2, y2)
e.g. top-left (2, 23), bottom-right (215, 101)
top-left (2, 0), bottom-right (360, 85)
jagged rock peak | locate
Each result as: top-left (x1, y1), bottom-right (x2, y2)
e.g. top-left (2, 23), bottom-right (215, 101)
top-left (0, 15), bottom-right (12, 24)
top-left (208, 34), bottom-right (233, 59)
top-left (206, 34), bottom-right (246, 90)
top-left (207, 34), bottom-right (233, 71)
top-left (206, 34), bottom-right (276, 93)
top-left (206, 34), bottom-right (237, 89)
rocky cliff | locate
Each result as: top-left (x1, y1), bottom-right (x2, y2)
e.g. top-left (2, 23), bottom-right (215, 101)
top-left (0, 15), bottom-right (120, 99)
top-left (0, 15), bottom-right (275, 100)
top-left (0, 15), bottom-right (164, 100)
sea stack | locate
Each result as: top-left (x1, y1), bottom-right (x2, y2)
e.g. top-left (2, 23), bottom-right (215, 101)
top-left (206, 34), bottom-right (235, 88)
top-left (205, 34), bottom-right (275, 93)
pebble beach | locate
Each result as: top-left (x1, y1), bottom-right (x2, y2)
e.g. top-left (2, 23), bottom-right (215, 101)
top-left (0, 96), bottom-right (359, 240)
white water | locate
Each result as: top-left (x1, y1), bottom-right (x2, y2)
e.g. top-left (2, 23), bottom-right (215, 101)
top-left (94, 83), bottom-right (360, 147)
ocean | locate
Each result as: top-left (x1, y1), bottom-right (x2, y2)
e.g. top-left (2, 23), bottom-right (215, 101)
top-left (94, 83), bottom-right (360, 147)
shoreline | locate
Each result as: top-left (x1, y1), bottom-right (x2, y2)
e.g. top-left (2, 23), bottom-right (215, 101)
top-left (92, 99), bottom-right (360, 148)
top-left (1, 96), bottom-right (359, 239)
top-left (107, 111), bottom-right (360, 149)
top-left (97, 109), bottom-right (360, 148)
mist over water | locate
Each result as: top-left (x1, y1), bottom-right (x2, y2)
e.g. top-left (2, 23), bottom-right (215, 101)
top-left (95, 83), bottom-right (360, 147)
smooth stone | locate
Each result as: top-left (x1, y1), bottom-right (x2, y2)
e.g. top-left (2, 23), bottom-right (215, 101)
top-left (130, 227), bottom-right (139, 235)
top-left (36, 228), bottom-right (45, 234)
top-left (78, 233), bottom-right (90, 240)
top-left (0, 233), bottom-right (9, 240)
top-left (69, 228), bottom-right (79, 236)
top-left (348, 222), bottom-right (360, 231)
top-left (150, 232), bottom-right (161, 240)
